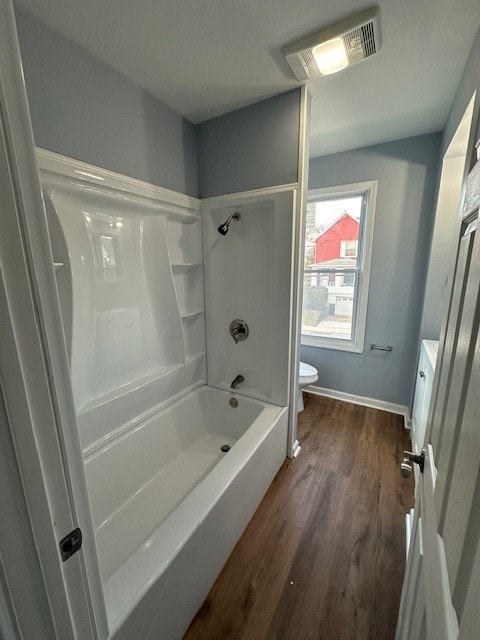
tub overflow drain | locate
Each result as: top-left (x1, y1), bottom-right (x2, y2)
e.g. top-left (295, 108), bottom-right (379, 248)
top-left (221, 444), bottom-right (231, 453)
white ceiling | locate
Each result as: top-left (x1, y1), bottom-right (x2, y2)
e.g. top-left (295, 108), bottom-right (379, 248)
top-left (16, 0), bottom-right (480, 157)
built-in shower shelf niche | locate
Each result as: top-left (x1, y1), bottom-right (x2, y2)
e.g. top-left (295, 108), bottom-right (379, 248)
top-left (36, 148), bottom-right (206, 452)
top-left (171, 263), bottom-right (202, 271)
top-left (166, 212), bottom-right (206, 368)
top-left (181, 309), bottom-right (204, 322)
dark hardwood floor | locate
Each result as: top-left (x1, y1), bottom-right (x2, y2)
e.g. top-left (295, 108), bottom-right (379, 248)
top-left (183, 394), bottom-right (414, 640)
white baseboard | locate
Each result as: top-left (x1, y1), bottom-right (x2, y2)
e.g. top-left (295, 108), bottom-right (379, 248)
top-left (305, 384), bottom-right (411, 430)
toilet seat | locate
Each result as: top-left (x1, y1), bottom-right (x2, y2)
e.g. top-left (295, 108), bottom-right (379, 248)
top-left (298, 361), bottom-right (318, 412)
top-left (299, 361), bottom-right (318, 386)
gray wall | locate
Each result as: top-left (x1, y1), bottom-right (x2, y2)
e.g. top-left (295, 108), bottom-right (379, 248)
top-left (14, 5), bottom-right (198, 197)
top-left (196, 90), bottom-right (300, 198)
top-left (418, 25), bottom-right (480, 339)
top-left (303, 132), bottom-right (442, 407)
top-left (441, 26), bottom-right (480, 160)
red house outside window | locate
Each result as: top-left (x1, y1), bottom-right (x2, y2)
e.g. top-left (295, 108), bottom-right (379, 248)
top-left (303, 197), bottom-right (362, 341)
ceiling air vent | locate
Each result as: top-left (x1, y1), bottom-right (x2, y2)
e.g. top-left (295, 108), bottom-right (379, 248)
top-left (282, 7), bottom-right (381, 81)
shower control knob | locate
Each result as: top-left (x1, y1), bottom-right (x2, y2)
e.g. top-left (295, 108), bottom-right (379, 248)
top-left (229, 319), bottom-right (249, 344)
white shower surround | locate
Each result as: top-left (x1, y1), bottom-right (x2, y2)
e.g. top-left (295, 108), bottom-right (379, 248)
top-left (39, 150), bottom-right (206, 453)
top-left (202, 188), bottom-right (295, 406)
top-left (37, 149), bottom-right (295, 639)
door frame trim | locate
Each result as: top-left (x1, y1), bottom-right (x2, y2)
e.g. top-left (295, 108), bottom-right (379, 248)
top-left (0, 1), bottom-right (107, 637)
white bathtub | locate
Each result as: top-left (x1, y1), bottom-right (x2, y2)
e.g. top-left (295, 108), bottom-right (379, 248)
top-left (84, 385), bottom-right (288, 640)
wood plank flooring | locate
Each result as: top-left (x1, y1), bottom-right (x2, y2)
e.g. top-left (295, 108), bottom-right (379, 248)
top-left (183, 394), bottom-right (414, 640)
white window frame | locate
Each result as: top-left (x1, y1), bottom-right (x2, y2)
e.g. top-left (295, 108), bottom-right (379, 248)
top-left (301, 180), bottom-right (377, 353)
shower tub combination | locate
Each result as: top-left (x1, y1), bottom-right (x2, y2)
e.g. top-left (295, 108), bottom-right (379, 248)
top-left (88, 387), bottom-right (287, 639)
top-left (38, 150), bottom-right (295, 639)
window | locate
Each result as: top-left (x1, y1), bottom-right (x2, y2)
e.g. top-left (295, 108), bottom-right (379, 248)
top-left (340, 240), bottom-right (357, 258)
top-left (301, 181), bottom-right (377, 353)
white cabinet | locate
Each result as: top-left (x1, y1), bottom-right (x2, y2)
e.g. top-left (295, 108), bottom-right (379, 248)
top-left (412, 339), bottom-right (438, 453)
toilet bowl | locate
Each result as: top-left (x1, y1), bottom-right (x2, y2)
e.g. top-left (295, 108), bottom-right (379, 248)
top-left (298, 361), bottom-right (318, 411)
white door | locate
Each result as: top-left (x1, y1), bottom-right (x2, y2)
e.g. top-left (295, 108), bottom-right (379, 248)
top-left (396, 166), bottom-right (480, 639)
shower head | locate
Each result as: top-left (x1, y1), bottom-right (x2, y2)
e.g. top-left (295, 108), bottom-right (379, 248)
top-left (217, 212), bottom-right (241, 235)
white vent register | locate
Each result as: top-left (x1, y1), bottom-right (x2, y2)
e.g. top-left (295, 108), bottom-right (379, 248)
top-left (282, 7), bottom-right (381, 80)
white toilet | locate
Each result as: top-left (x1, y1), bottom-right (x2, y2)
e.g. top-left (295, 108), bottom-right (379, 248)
top-left (298, 361), bottom-right (318, 411)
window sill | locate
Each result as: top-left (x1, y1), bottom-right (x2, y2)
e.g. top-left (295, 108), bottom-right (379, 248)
top-left (301, 334), bottom-right (363, 353)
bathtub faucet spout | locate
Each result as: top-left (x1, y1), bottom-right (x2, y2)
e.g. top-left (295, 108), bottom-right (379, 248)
top-left (230, 374), bottom-right (244, 389)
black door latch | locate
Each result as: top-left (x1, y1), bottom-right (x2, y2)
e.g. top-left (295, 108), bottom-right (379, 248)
top-left (59, 527), bottom-right (82, 561)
